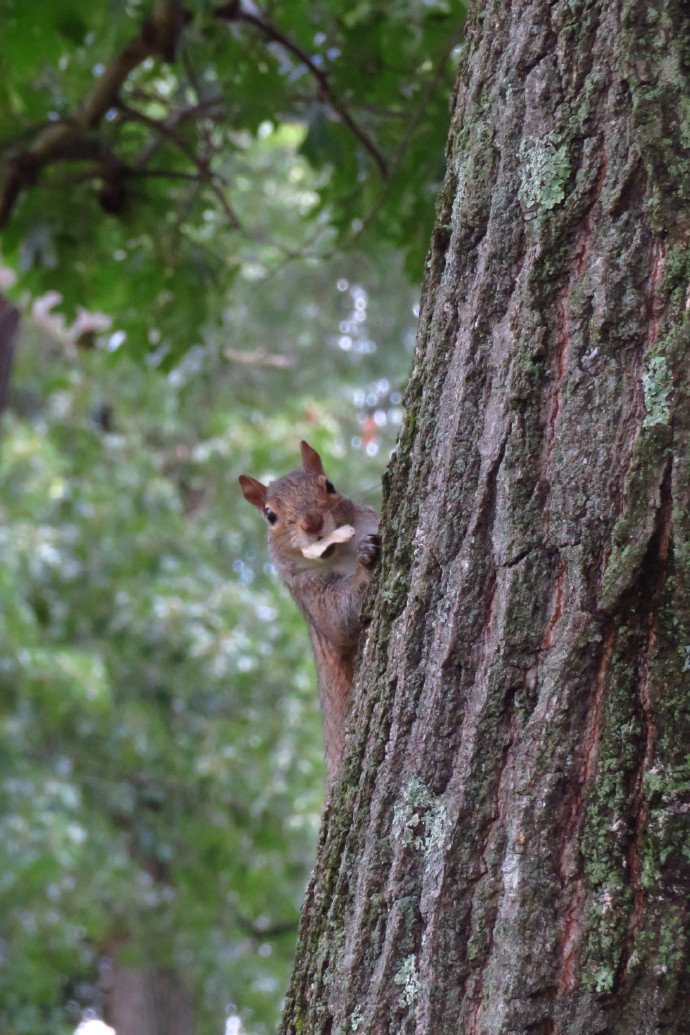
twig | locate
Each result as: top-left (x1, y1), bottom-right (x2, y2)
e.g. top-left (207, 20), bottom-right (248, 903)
top-left (336, 28), bottom-right (463, 253)
top-left (0, 119), bottom-right (73, 154)
top-left (39, 165), bottom-right (191, 187)
top-left (118, 100), bottom-right (241, 227)
top-left (224, 346), bottom-right (294, 368)
top-left (180, 43), bottom-right (221, 203)
top-left (128, 167), bottom-right (201, 181)
top-left (213, 1), bottom-right (388, 180)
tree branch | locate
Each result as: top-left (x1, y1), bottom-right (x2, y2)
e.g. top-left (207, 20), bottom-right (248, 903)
top-left (213, 2), bottom-right (389, 180)
top-left (0, 0), bottom-right (191, 228)
top-left (118, 100), bottom-right (241, 227)
top-left (128, 167), bottom-right (201, 181)
top-left (224, 345), bottom-right (295, 368)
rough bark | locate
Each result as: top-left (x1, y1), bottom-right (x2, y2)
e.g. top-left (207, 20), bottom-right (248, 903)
top-left (281, 1), bottom-right (690, 1032)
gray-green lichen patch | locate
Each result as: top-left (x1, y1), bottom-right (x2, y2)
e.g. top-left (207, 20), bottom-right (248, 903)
top-left (393, 776), bottom-right (449, 853)
top-left (393, 954), bottom-right (420, 1008)
top-left (451, 155), bottom-right (468, 217)
top-left (349, 1005), bottom-right (364, 1031)
top-left (518, 133), bottom-right (571, 212)
top-left (642, 354), bottom-right (672, 428)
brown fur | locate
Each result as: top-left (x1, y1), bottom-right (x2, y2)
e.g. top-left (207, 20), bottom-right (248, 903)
top-left (240, 442), bottom-right (379, 783)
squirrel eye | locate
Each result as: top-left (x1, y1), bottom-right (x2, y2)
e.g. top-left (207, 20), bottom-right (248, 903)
top-left (264, 507), bottom-right (278, 525)
top-left (325, 480), bottom-right (336, 494)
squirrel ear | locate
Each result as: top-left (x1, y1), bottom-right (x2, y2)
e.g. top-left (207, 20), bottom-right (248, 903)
top-left (239, 475), bottom-right (267, 510)
top-left (300, 440), bottom-right (325, 475)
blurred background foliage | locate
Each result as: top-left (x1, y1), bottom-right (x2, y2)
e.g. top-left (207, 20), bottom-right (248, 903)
top-left (0, 0), bottom-right (464, 361)
top-left (0, 0), bottom-right (464, 1031)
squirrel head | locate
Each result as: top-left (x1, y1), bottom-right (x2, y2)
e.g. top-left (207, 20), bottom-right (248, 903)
top-left (239, 441), bottom-right (356, 567)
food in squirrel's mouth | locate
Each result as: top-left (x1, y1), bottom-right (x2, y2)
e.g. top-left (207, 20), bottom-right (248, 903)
top-left (301, 524), bottom-right (355, 559)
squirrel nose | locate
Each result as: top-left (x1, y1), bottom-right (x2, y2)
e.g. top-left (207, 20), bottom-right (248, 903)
top-left (300, 511), bottom-right (324, 535)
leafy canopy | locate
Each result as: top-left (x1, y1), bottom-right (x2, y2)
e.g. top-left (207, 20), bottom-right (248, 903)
top-left (0, 0), bottom-right (464, 358)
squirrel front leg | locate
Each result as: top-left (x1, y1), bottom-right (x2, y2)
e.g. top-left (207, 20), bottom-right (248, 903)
top-left (300, 533), bottom-right (380, 648)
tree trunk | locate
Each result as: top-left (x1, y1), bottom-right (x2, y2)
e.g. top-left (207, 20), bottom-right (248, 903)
top-left (281, 1), bottom-right (690, 1032)
top-left (0, 293), bottom-right (19, 416)
top-left (106, 966), bottom-right (195, 1035)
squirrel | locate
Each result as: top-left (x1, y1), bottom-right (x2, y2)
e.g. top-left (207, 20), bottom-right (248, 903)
top-left (239, 441), bottom-right (380, 783)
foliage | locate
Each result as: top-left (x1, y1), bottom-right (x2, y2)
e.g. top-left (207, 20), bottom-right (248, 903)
top-left (0, 3), bottom-right (447, 1028)
top-left (0, 0), bottom-right (464, 358)
top-left (0, 246), bottom-right (415, 1033)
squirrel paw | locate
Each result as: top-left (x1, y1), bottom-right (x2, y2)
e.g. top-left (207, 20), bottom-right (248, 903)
top-left (359, 533), bottom-right (381, 569)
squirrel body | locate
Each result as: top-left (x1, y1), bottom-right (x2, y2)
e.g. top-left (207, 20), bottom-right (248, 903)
top-left (240, 441), bottom-right (380, 782)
